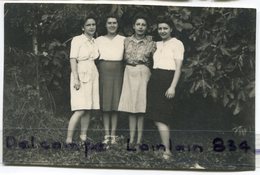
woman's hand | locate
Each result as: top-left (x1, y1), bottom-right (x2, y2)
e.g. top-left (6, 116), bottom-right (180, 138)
top-left (74, 79), bottom-right (81, 90)
top-left (165, 86), bottom-right (175, 99)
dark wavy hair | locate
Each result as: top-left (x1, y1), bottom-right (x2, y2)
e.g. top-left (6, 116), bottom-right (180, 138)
top-left (104, 14), bottom-right (120, 24)
top-left (81, 15), bottom-right (97, 28)
top-left (105, 14), bottom-right (120, 32)
top-left (156, 16), bottom-right (174, 29)
top-left (132, 12), bottom-right (150, 26)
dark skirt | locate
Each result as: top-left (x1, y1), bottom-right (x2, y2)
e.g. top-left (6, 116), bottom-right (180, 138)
top-left (98, 60), bottom-right (124, 111)
top-left (147, 69), bottom-right (175, 124)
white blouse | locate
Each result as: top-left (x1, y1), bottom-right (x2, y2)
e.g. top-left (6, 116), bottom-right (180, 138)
top-left (153, 38), bottom-right (184, 70)
top-left (70, 34), bottom-right (99, 61)
top-left (96, 35), bottom-right (125, 61)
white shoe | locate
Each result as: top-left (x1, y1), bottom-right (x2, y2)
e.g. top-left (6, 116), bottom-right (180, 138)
top-left (80, 134), bottom-right (87, 142)
top-left (162, 152), bottom-right (172, 160)
top-left (190, 163), bottom-right (205, 169)
top-left (110, 136), bottom-right (119, 144)
top-left (103, 135), bottom-right (110, 144)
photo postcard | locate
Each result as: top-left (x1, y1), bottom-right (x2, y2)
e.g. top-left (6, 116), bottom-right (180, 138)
top-left (2, 1), bottom-right (256, 171)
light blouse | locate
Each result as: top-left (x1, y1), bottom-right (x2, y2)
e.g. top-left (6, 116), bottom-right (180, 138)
top-left (124, 35), bottom-right (156, 68)
top-left (96, 35), bottom-right (125, 61)
top-left (70, 34), bottom-right (99, 83)
top-left (70, 34), bottom-right (99, 61)
top-left (153, 38), bottom-right (184, 70)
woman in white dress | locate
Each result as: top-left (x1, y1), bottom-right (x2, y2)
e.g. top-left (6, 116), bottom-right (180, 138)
top-left (96, 15), bottom-right (125, 144)
top-left (66, 16), bottom-right (100, 144)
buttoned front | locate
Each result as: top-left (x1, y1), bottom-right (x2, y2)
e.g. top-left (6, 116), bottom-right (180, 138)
top-left (69, 34), bottom-right (100, 111)
top-left (70, 34), bottom-right (99, 61)
top-left (124, 35), bottom-right (156, 68)
top-left (118, 35), bottom-right (155, 113)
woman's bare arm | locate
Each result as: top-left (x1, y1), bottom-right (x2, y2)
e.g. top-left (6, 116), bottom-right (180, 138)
top-left (165, 59), bottom-right (183, 99)
top-left (70, 58), bottom-right (80, 90)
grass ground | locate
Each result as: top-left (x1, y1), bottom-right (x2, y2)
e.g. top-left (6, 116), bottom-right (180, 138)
top-left (2, 84), bottom-right (255, 171)
top-left (3, 111), bottom-right (255, 171)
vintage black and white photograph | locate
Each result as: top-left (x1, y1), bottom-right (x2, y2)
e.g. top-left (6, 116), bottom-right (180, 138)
top-left (2, 1), bottom-right (256, 171)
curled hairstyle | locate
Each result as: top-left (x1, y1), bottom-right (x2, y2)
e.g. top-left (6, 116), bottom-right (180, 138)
top-left (105, 14), bottom-right (120, 24)
top-left (132, 13), bottom-right (150, 26)
top-left (99, 14), bottom-right (121, 35)
top-left (81, 15), bottom-right (97, 28)
top-left (156, 16), bottom-right (174, 29)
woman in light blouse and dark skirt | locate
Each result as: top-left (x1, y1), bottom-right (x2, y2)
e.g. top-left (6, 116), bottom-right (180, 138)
top-left (147, 17), bottom-right (184, 159)
top-left (118, 14), bottom-right (155, 147)
top-left (96, 15), bottom-right (125, 145)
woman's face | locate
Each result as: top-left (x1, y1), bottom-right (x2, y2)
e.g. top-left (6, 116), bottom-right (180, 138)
top-left (106, 17), bottom-right (118, 35)
top-left (133, 18), bottom-right (147, 36)
top-left (82, 18), bottom-right (96, 36)
top-left (158, 23), bottom-right (172, 40)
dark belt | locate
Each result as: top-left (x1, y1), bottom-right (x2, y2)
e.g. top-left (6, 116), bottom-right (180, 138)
top-left (125, 62), bottom-right (145, 67)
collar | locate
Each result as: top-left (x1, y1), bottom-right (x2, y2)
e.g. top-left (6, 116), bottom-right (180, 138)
top-left (129, 35), bottom-right (152, 44)
top-left (104, 34), bottom-right (118, 40)
top-left (81, 34), bottom-right (95, 43)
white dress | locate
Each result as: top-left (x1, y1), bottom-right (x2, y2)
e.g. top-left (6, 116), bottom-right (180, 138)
top-left (70, 34), bottom-right (100, 111)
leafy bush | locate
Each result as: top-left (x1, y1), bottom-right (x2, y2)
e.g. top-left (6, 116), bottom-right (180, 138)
top-left (178, 8), bottom-right (255, 115)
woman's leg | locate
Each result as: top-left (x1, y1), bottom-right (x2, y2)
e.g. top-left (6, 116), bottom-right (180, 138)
top-left (103, 112), bottom-right (110, 136)
top-left (129, 114), bottom-right (137, 144)
top-left (80, 111), bottom-right (91, 141)
top-left (137, 115), bottom-right (144, 144)
top-left (111, 112), bottom-right (118, 137)
top-left (111, 112), bottom-right (118, 144)
top-left (155, 121), bottom-right (172, 155)
top-left (66, 110), bottom-right (85, 144)
top-left (102, 112), bottom-right (110, 144)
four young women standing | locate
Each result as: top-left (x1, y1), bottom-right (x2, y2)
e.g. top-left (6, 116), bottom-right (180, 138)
top-left (66, 14), bottom-right (184, 160)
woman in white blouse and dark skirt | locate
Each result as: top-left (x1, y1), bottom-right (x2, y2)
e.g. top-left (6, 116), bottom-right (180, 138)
top-left (147, 17), bottom-right (184, 160)
top-left (96, 15), bottom-right (125, 145)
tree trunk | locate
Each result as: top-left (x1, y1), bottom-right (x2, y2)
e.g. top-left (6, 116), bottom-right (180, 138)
top-left (32, 30), bottom-right (40, 108)
top-left (32, 31), bottom-right (38, 55)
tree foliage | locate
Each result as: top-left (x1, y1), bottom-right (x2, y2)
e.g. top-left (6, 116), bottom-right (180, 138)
top-left (4, 3), bottom-right (255, 116)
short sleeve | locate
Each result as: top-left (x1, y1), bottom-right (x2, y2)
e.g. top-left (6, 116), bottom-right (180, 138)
top-left (151, 41), bottom-right (157, 54)
top-left (123, 37), bottom-right (131, 61)
top-left (173, 40), bottom-right (185, 60)
top-left (124, 37), bottom-right (130, 49)
top-left (95, 36), bottom-right (101, 47)
top-left (70, 37), bottom-right (80, 59)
